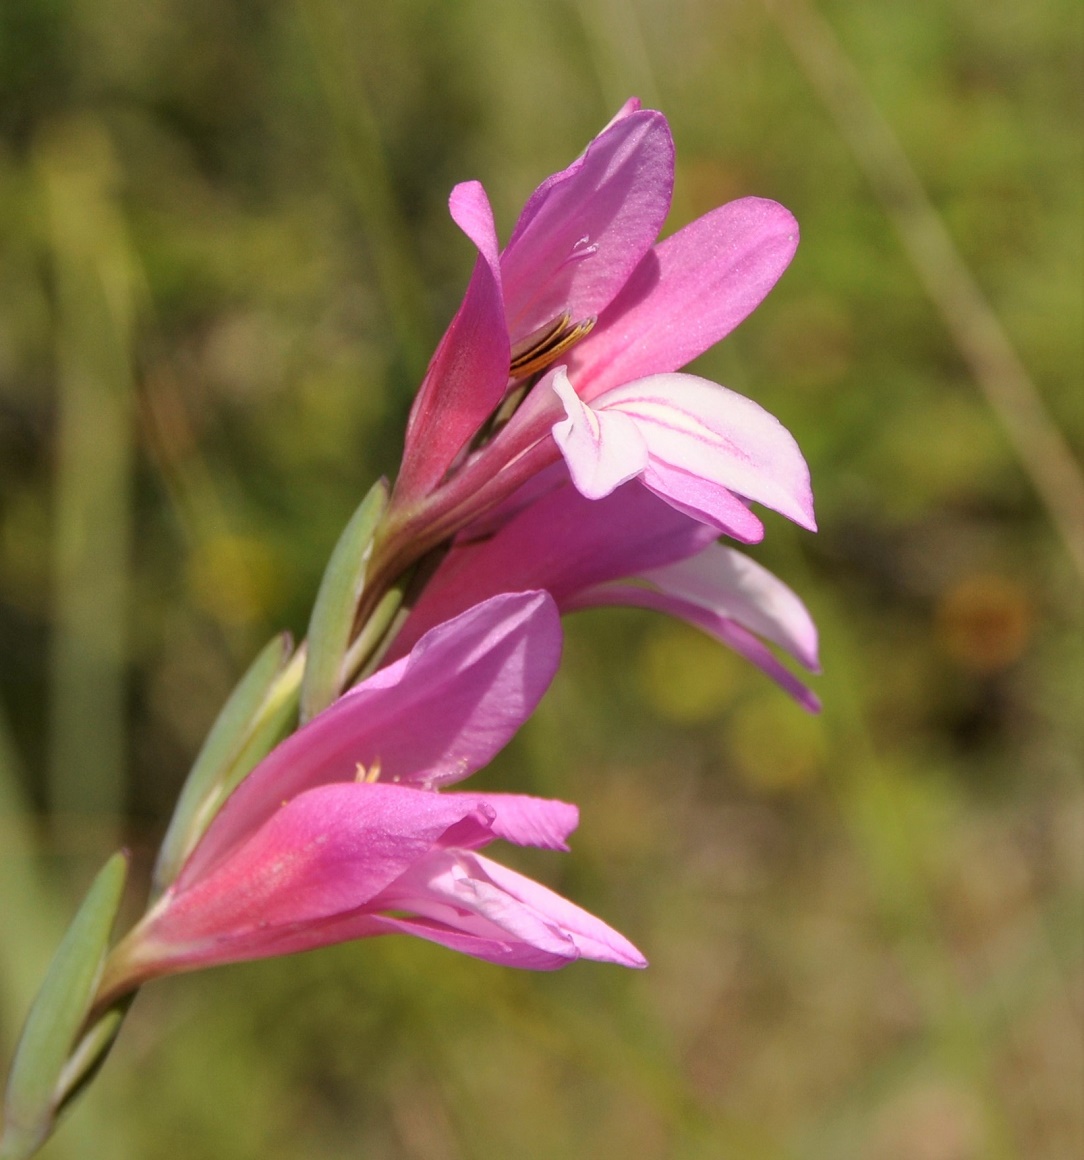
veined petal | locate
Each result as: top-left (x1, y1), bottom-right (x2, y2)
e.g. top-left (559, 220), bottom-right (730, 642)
top-left (599, 373), bottom-right (816, 531)
top-left (552, 368), bottom-right (648, 499)
top-left (502, 110), bottom-right (674, 341)
top-left (569, 197), bottom-right (800, 400)
top-left (182, 591), bottom-right (562, 884)
top-left (469, 854), bottom-right (647, 967)
top-left (372, 850), bottom-right (647, 969)
top-left (397, 181), bottom-right (510, 503)
top-left (641, 543), bottom-right (820, 671)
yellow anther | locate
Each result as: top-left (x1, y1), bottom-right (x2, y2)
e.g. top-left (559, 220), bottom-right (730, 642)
top-left (354, 759), bottom-right (383, 784)
top-left (509, 314), bottom-right (595, 380)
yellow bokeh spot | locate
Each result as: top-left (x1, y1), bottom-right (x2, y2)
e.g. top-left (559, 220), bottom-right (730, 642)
top-left (186, 534), bottom-right (277, 627)
top-left (638, 622), bottom-right (740, 724)
top-left (726, 694), bottom-right (826, 793)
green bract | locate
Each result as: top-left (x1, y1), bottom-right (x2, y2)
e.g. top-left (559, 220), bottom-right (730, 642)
top-left (0, 853), bottom-right (128, 1160)
top-left (300, 479), bottom-right (389, 723)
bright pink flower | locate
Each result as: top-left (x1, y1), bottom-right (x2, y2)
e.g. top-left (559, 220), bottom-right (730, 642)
top-left (101, 593), bottom-right (644, 992)
top-left (383, 98), bottom-right (811, 574)
top-left (388, 478), bottom-right (820, 708)
top-left (395, 99), bottom-right (673, 505)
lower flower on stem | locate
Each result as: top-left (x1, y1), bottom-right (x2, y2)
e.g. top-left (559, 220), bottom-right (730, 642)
top-left (95, 590), bottom-right (643, 1009)
top-left (100, 782), bottom-right (643, 1001)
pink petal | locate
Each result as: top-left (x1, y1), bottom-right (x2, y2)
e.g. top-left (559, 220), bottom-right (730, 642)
top-left (551, 368), bottom-right (648, 499)
top-left (641, 544), bottom-right (820, 671)
top-left (147, 783), bottom-right (499, 963)
top-left (372, 850), bottom-right (647, 969)
top-left (182, 591), bottom-right (562, 883)
top-left (600, 372), bottom-right (817, 531)
top-left (143, 787), bottom-right (590, 972)
top-left (469, 853), bottom-right (647, 967)
top-left (568, 197), bottom-right (800, 401)
top-left (501, 111), bottom-right (674, 341)
top-left (640, 460), bottom-right (766, 542)
top-left (365, 914), bottom-right (578, 970)
top-left (396, 182), bottom-right (510, 503)
top-left (389, 476), bottom-right (717, 659)
top-left (449, 180), bottom-right (502, 267)
top-left (449, 794), bottom-right (579, 851)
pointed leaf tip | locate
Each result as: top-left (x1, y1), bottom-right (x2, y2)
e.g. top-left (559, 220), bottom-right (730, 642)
top-left (301, 479), bottom-right (390, 723)
top-left (1, 852), bottom-right (128, 1160)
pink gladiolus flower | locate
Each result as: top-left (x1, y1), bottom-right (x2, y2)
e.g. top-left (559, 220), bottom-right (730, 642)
top-left (99, 593), bottom-right (644, 998)
top-left (395, 99), bottom-right (674, 506)
top-left (389, 478), bottom-right (820, 709)
top-left (382, 99), bottom-right (812, 571)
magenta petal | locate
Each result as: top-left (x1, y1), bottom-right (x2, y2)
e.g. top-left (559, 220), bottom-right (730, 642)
top-left (388, 477), bottom-right (719, 659)
top-left (144, 783), bottom-right (497, 964)
top-left (552, 369), bottom-right (648, 499)
top-left (501, 111), bottom-right (674, 340)
top-left (397, 182), bottom-right (511, 503)
top-left (641, 544), bottom-right (820, 671)
top-left (182, 591), bottom-right (562, 884)
top-left (600, 373), bottom-right (816, 531)
top-left (140, 786), bottom-right (597, 973)
top-left (450, 794), bottom-right (579, 851)
top-left (448, 180), bottom-right (502, 266)
top-left (570, 197), bottom-right (800, 400)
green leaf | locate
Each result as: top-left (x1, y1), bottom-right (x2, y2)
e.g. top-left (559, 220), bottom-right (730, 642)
top-left (300, 479), bottom-right (389, 723)
top-left (152, 633), bottom-right (297, 893)
top-left (0, 852), bottom-right (128, 1160)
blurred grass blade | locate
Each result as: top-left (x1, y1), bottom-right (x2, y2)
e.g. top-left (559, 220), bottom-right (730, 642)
top-left (152, 634), bottom-right (298, 893)
top-left (297, 0), bottom-right (432, 381)
top-left (300, 479), bottom-right (389, 723)
top-left (37, 120), bottom-right (137, 853)
top-left (0, 705), bottom-right (63, 1058)
top-left (0, 852), bottom-right (128, 1160)
top-left (763, 0), bottom-right (1084, 581)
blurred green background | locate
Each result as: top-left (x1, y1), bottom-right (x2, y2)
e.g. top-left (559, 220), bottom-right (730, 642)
top-left (1, 0), bottom-right (1081, 1157)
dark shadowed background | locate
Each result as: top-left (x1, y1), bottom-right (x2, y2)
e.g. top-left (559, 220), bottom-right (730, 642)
top-left (1, 1), bottom-right (1081, 1157)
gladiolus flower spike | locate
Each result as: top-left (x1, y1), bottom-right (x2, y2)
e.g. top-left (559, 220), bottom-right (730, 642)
top-left (1, 100), bottom-right (822, 1160)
